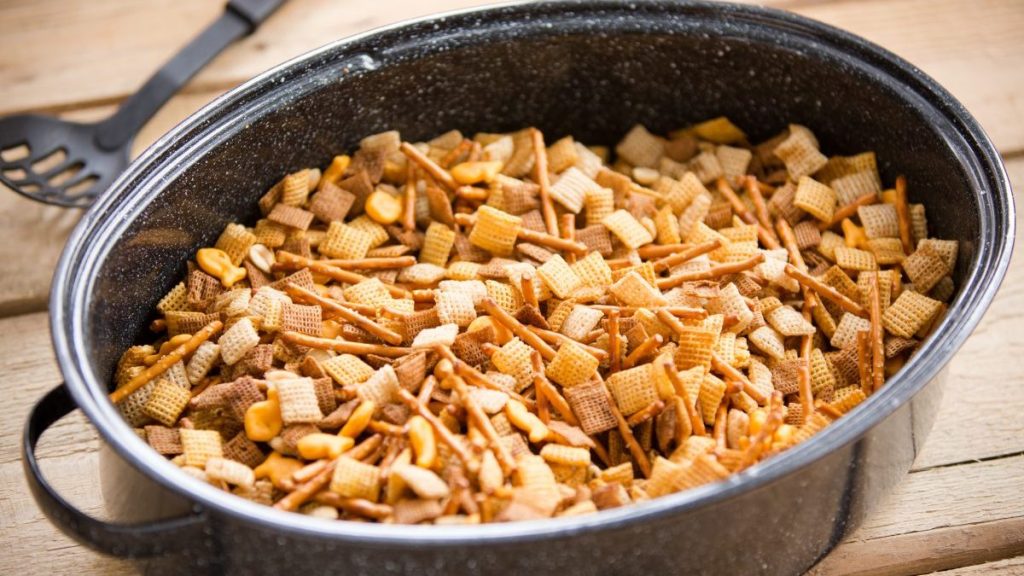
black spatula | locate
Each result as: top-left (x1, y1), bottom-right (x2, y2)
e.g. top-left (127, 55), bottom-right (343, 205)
top-left (0, 0), bottom-right (284, 208)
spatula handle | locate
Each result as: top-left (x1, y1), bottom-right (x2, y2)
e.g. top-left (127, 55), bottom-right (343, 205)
top-left (95, 0), bottom-right (285, 151)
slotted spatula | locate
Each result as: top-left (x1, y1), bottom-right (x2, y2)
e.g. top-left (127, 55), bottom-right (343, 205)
top-left (0, 0), bottom-right (284, 208)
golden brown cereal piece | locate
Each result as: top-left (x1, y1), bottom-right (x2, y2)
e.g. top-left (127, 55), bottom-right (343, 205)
top-left (180, 428), bottom-right (224, 468)
top-left (774, 125), bottom-right (828, 179)
top-left (215, 223), bottom-right (257, 266)
top-left (143, 379), bottom-right (192, 427)
top-left (469, 206), bottom-right (522, 256)
top-left (606, 365), bottom-right (659, 416)
top-left (834, 246), bottom-right (878, 272)
top-left (903, 244), bottom-right (951, 294)
top-left (883, 291), bottom-right (943, 338)
top-left (276, 377), bottom-right (324, 425)
top-left (616, 125), bottom-right (664, 168)
top-left (793, 176), bottom-right (837, 223)
top-left (330, 456), bottom-right (382, 501)
top-left (602, 209), bottom-right (654, 249)
top-left (320, 222), bottom-right (372, 260)
top-left (549, 167), bottom-right (596, 214)
top-left (420, 222), bottom-right (456, 267)
top-left (564, 381), bottom-right (618, 434)
top-left (537, 254), bottom-right (583, 299)
top-left (858, 204), bottom-right (899, 239)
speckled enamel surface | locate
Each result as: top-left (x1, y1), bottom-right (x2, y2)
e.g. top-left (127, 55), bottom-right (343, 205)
top-left (39, 2), bottom-right (1013, 575)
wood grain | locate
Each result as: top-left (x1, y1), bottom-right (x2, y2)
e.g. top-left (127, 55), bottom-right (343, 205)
top-left (3, 0), bottom-right (1022, 154)
top-left (928, 556), bottom-right (1024, 575)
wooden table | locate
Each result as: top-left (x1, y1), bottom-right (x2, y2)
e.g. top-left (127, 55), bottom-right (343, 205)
top-left (1, 1), bottom-right (1021, 574)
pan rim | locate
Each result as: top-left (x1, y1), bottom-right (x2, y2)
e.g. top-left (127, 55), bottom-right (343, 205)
top-left (49, 0), bottom-right (1014, 545)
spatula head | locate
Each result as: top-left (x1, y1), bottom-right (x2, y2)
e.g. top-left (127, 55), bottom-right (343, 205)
top-left (0, 114), bottom-right (128, 208)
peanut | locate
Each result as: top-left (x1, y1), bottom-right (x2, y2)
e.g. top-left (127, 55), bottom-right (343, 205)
top-left (247, 244), bottom-right (276, 274)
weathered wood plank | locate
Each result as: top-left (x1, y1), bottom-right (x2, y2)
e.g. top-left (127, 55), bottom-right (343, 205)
top-left (2, 0), bottom-right (1022, 153)
top-left (911, 157), bottom-right (1024, 470)
top-left (927, 556), bottom-right (1024, 575)
top-left (811, 517), bottom-right (1024, 576)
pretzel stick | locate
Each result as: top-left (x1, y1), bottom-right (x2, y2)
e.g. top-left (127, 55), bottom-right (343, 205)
top-left (637, 243), bottom-right (690, 260)
top-left (433, 345), bottom-right (533, 407)
top-left (515, 227), bottom-right (589, 255)
top-left (663, 357), bottom-right (706, 436)
top-left (417, 375), bottom-right (436, 405)
top-left (280, 331), bottom-right (413, 357)
top-left (775, 218), bottom-right (806, 270)
top-left (715, 178), bottom-right (780, 249)
top-left (626, 400), bottom-right (665, 427)
top-left (453, 213), bottom-right (589, 254)
top-left (284, 284), bottom-right (403, 345)
top-left (652, 240), bottom-right (722, 272)
top-left (525, 326), bottom-right (608, 360)
top-left (739, 392), bottom-right (784, 468)
top-left (531, 128), bottom-right (560, 236)
top-left (594, 375), bottom-right (651, 477)
top-left (853, 330), bottom-right (872, 397)
top-left (316, 256), bottom-right (417, 270)
top-left (869, 274), bottom-right (885, 393)
top-left (398, 389), bottom-right (477, 473)
top-left (400, 142), bottom-right (456, 191)
top-left (893, 175), bottom-right (914, 254)
top-left (710, 351), bottom-right (769, 405)
top-left (744, 176), bottom-right (776, 240)
top-left (275, 252), bottom-right (410, 299)
top-left (312, 493), bottom-right (392, 520)
top-left (655, 308), bottom-right (689, 337)
top-left (274, 433), bottom-right (382, 511)
top-left (453, 376), bottom-right (517, 475)
top-left (817, 192), bottom-right (879, 231)
top-left (110, 321), bottom-right (222, 404)
top-left (713, 404), bottom-right (728, 449)
top-left (275, 458), bottom-right (336, 511)
top-left (607, 309), bottom-right (621, 373)
top-left (784, 264), bottom-right (867, 317)
top-left (480, 297), bottom-right (557, 360)
top-left (520, 273), bottom-right (539, 309)
top-left (560, 213), bottom-right (578, 264)
top-left (809, 401), bottom-right (840, 422)
top-left (530, 352), bottom-right (581, 427)
top-left (798, 300), bottom-right (815, 418)
top-left (591, 305), bottom-right (707, 320)
top-left (402, 163), bottom-right (417, 231)
top-left (535, 377), bottom-right (551, 423)
top-left (657, 253), bottom-right (765, 289)
top-left (623, 334), bottom-right (663, 369)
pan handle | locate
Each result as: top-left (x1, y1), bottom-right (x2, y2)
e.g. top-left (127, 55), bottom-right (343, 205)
top-left (22, 383), bottom-right (207, 558)
top-left (94, 0), bottom-right (286, 151)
